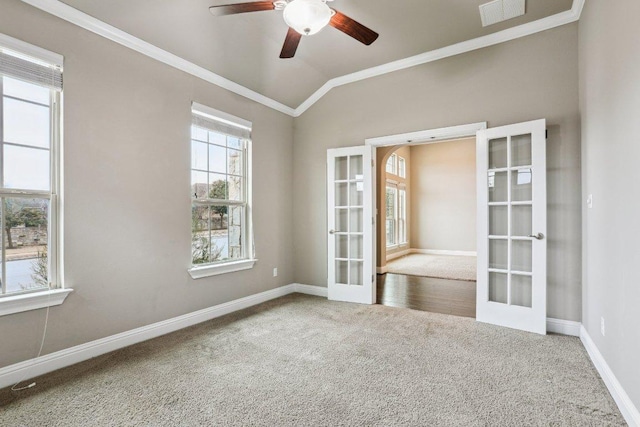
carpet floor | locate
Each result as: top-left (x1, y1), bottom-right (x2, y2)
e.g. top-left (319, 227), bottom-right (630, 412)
top-left (387, 253), bottom-right (477, 281)
top-left (0, 294), bottom-right (624, 426)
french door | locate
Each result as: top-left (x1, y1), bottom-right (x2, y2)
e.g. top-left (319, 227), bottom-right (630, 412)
top-left (327, 146), bottom-right (375, 304)
top-left (476, 119), bottom-right (547, 334)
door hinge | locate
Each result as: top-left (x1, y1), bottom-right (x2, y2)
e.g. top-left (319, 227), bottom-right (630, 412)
top-left (371, 159), bottom-right (375, 167)
top-left (372, 274), bottom-right (375, 283)
top-left (372, 216), bottom-right (375, 225)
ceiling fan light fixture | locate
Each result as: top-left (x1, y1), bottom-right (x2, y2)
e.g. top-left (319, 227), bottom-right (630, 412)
top-left (283, 0), bottom-right (334, 36)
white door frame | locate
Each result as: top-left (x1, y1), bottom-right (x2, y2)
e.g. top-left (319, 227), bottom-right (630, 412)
top-left (364, 122), bottom-right (488, 310)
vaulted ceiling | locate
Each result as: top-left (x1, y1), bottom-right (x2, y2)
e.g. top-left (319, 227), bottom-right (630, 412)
top-left (60, 0), bottom-right (573, 108)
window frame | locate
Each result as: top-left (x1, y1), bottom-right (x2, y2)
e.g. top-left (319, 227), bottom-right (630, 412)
top-left (385, 153), bottom-right (397, 175)
top-left (398, 186), bottom-right (407, 245)
top-left (398, 156), bottom-right (406, 178)
top-left (188, 103), bottom-right (256, 279)
top-left (385, 180), bottom-right (408, 249)
top-left (0, 34), bottom-right (70, 316)
top-left (385, 184), bottom-right (397, 248)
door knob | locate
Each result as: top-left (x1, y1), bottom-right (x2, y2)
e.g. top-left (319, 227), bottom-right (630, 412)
top-left (329, 229), bottom-right (335, 235)
top-left (528, 233), bottom-right (544, 240)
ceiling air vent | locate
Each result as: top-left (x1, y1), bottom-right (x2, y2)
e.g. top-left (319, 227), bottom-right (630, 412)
top-left (479, 0), bottom-right (526, 27)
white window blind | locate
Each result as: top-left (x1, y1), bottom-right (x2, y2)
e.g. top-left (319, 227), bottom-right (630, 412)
top-left (0, 50), bottom-right (63, 91)
top-left (192, 102), bottom-right (251, 140)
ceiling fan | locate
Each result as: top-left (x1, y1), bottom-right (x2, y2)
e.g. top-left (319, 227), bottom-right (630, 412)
top-left (209, 0), bottom-right (379, 58)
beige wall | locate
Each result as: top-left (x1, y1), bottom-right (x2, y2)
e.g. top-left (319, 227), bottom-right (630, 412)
top-left (579, 0), bottom-right (640, 409)
top-left (409, 138), bottom-right (476, 252)
top-left (293, 23), bottom-right (582, 322)
top-left (0, 0), bottom-right (294, 368)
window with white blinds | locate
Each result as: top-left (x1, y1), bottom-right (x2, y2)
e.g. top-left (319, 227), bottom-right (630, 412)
top-left (189, 103), bottom-right (254, 274)
top-left (0, 35), bottom-right (62, 297)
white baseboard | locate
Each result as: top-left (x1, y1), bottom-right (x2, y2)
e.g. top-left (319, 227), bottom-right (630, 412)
top-left (293, 283), bottom-right (328, 297)
top-left (411, 249), bottom-right (477, 257)
top-left (580, 326), bottom-right (640, 427)
top-left (0, 284), bottom-right (297, 390)
top-left (546, 318), bottom-right (581, 337)
top-left (376, 266), bottom-right (388, 274)
top-left (5, 282), bottom-right (634, 427)
top-left (386, 248), bottom-right (411, 261)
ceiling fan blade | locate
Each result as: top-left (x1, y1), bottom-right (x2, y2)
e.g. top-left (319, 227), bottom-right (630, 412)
top-left (209, 1), bottom-right (275, 16)
top-left (280, 27), bottom-right (302, 59)
top-left (329, 10), bottom-right (379, 46)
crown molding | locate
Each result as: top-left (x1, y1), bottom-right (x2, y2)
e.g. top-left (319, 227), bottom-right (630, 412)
top-left (19, 0), bottom-right (296, 117)
top-left (19, 0), bottom-right (584, 118)
top-left (292, 0), bottom-right (585, 116)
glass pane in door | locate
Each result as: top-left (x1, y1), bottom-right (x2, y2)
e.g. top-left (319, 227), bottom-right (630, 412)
top-left (511, 240), bottom-right (532, 272)
top-left (489, 272), bottom-right (508, 303)
top-left (335, 156), bottom-right (348, 180)
top-left (336, 260), bottom-right (348, 284)
top-left (489, 171), bottom-right (508, 202)
top-left (489, 206), bottom-right (507, 236)
top-left (511, 275), bottom-right (532, 307)
top-left (511, 134), bottom-right (532, 167)
top-left (489, 239), bottom-right (508, 269)
top-left (512, 206), bottom-right (532, 236)
top-left (489, 137), bottom-right (507, 169)
top-left (511, 169), bottom-right (532, 201)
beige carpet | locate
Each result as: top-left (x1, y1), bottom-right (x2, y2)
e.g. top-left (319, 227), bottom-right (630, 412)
top-left (387, 253), bottom-right (477, 281)
top-left (0, 294), bottom-right (624, 426)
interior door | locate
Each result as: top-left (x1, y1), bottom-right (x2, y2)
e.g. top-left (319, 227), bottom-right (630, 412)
top-left (476, 119), bottom-right (547, 334)
top-left (327, 146), bottom-right (375, 304)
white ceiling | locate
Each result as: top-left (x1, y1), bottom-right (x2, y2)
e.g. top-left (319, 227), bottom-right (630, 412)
top-left (59, 0), bottom-right (573, 108)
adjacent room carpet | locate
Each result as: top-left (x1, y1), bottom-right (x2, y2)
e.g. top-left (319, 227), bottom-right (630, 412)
top-left (0, 294), bottom-right (624, 426)
top-left (387, 253), bottom-right (477, 281)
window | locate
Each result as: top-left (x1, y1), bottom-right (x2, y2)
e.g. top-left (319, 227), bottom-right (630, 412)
top-left (398, 187), bottom-right (407, 244)
top-left (189, 103), bottom-right (255, 278)
top-left (385, 153), bottom-right (397, 174)
top-left (398, 156), bottom-right (406, 178)
top-left (385, 182), bottom-right (407, 248)
top-left (385, 185), bottom-right (396, 246)
top-left (0, 40), bottom-right (62, 299)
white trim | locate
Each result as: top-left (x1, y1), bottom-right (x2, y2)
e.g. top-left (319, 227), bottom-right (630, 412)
top-left (410, 248), bottom-right (477, 257)
top-left (18, 0), bottom-right (295, 117)
top-left (0, 288), bottom-right (72, 317)
top-left (546, 318), bottom-right (580, 337)
top-left (580, 326), bottom-right (640, 427)
top-left (188, 259), bottom-right (257, 279)
top-left (0, 284), bottom-right (295, 389)
top-left (0, 32), bottom-right (63, 66)
top-left (386, 248), bottom-right (411, 261)
top-left (366, 122), bottom-right (487, 147)
top-left (18, 0), bottom-right (584, 117)
top-left (293, 1), bottom-right (584, 116)
top-left (0, 282), bottom-right (596, 401)
top-left (293, 283), bottom-right (328, 297)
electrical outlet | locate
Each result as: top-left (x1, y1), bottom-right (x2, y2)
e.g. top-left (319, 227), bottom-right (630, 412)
top-left (600, 317), bottom-right (605, 336)
top-left (273, 267), bottom-right (278, 277)
top-left (587, 194), bottom-right (593, 209)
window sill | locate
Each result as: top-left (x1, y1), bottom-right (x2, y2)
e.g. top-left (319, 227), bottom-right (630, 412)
top-left (0, 288), bottom-right (73, 317)
top-left (188, 259), bottom-right (257, 279)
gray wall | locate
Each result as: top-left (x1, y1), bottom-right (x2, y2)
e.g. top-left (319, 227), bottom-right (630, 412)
top-left (0, 0), bottom-right (294, 368)
top-left (579, 0), bottom-right (640, 409)
top-left (293, 23), bottom-right (582, 322)
top-left (409, 138), bottom-right (476, 252)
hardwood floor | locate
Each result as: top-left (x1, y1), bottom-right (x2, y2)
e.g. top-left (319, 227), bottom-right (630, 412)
top-left (377, 273), bottom-right (476, 318)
